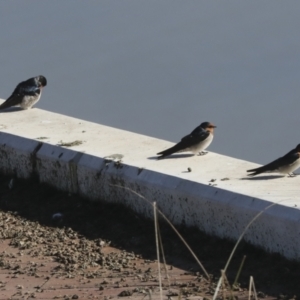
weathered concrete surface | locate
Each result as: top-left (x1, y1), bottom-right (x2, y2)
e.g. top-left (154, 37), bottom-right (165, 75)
top-left (0, 101), bottom-right (300, 260)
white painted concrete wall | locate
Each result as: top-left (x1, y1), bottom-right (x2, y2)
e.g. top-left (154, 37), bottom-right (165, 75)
top-left (0, 100), bottom-right (300, 260)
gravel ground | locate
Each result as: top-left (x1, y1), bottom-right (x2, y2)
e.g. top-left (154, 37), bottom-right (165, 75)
top-left (0, 174), bottom-right (299, 299)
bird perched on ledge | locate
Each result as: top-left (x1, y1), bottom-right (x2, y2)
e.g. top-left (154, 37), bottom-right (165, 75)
top-left (247, 144), bottom-right (300, 177)
top-left (157, 121), bottom-right (217, 159)
top-left (0, 75), bottom-right (47, 110)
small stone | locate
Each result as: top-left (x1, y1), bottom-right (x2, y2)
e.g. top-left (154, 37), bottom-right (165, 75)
top-left (118, 290), bottom-right (133, 297)
top-left (221, 177), bottom-right (230, 181)
top-left (257, 291), bottom-right (266, 298)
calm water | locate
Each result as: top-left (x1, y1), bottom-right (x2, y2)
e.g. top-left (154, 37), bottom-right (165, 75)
top-left (0, 1), bottom-right (299, 164)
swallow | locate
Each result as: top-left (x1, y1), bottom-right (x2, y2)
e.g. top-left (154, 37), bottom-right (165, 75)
top-left (247, 144), bottom-right (300, 177)
top-left (0, 75), bottom-right (47, 110)
top-left (157, 122), bottom-right (216, 159)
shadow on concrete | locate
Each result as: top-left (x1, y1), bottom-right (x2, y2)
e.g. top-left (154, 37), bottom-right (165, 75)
top-left (148, 153), bottom-right (194, 160)
top-left (241, 175), bottom-right (287, 180)
top-left (0, 107), bottom-right (24, 113)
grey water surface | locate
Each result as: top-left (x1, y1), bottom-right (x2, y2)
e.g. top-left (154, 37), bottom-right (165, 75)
top-left (0, 1), bottom-right (299, 165)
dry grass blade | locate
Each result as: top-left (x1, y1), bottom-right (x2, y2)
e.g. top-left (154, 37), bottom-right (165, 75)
top-left (110, 184), bottom-right (210, 280)
top-left (215, 270), bottom-right (234, 300)
top-left (213, 277), bottom-right (222, 300)
top-left (153, 202), bottom-right (163, 300)
top-left (224, 271), bottom-right (235, 300)
top-left (233, 255), bottom-right (247, 287)
top-left (157, 221), bottom-right (170, 286)
top-left (221, 270), bottom-right (226, 300)
top-left (213, 201), bottom-right (282, 300)
top-left (248, 276), bottom-right (252, 300)
top-left (248, 276), bottom-right (258, 300)
top-left (224, 201), bottom-right (280, 272)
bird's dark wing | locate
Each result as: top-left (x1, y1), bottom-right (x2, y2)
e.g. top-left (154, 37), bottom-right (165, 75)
top-left (0, 80), bottom-right (41, 110)
top-left (181, 126), bottom-right (209, 143)
top-left (0, 94), bottom-right (24, 110)
top-left (247, 150), bottom-right (299, 176)
top-left (18, 84), bottom-right (40, 96)
top-left (11, 78), bottom-right (40, 96)
top-left (156, 141), bottom-right (191, 158)
top-left (157, 127), bottom-right (209, 158)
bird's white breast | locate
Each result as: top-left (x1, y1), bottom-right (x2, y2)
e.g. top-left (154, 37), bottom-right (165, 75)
top-left (20, 93), bottom-right (41, 109)
top-left (278, 157), bottom-right (300, 174)
top-left (189, 133), bottom-right (214, 154)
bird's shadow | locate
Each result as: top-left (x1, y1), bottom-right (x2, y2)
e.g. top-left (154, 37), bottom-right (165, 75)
top-left (148, 154), bottom-right (194, 160)
top-left (0, 107), bottom-right (24, 113)
top-left (241, 175), bottom-right (286, 180)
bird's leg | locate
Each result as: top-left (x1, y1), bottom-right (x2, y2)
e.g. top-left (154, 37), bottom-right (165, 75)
top-left (288, 172), bottom-right (296, 177)
top-left (198, 151), bottom-right (208, 156)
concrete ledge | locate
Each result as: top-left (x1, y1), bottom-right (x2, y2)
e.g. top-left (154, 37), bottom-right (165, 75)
top-left (0, 132), bottom-right (42, 178)
top-left (0, 102), bottom-right (300, 260)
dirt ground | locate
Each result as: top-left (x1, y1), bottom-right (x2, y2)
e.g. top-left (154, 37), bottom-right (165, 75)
top-left (0, 174), bottom-right (299, 299)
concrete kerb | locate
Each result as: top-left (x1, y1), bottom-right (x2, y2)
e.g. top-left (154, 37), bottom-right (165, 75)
top-left (0, 112), bottom-right (300, 260)
top-left (0, 131), bottom-right (42, 178)
top-left (36, 143), bottom-right (84, 193)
